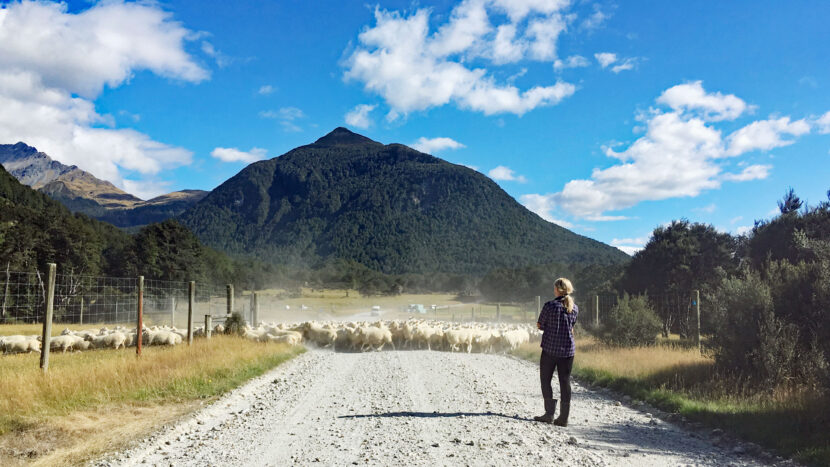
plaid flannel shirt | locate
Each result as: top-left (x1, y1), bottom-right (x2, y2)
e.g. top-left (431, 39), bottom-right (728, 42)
top-left (538, 297), bottom-right (578, 357)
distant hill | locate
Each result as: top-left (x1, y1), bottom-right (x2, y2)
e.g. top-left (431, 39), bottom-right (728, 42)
top-left (0, 163), bottom-right (241, 289)
top-left (180, 127), bottom-right (629, 275)
top-left (0, 142), bottom-right (206, 227)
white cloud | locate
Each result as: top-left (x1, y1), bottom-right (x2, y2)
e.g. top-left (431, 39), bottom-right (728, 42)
top-left (488, 165), bottom-right (527, 182)
top-left (610, 58), bottom-right (637, 73)
top-left (594, 52), bottom-right (617, 68)
top-left (553, 55), bottom-right (589, 71)
top-left (210, 147), bottom-right (267, 164)
top-left (580, 4), bottom-right (609, 31)
top-left (344, 104), bottom-right (376, 129)
top-left (611, 236), bottom-right (648, 256)
top-left (735, 225), bottom-right (752, 236)
top-left (0, 1), bottom-right (207, 98)
top-left (520, 193), bottom-right (574, 228)
top-left (411, 137), bottom-right (466, 154)
top-left (721, 164), bottom-right (771, 182)
top-left (595, 52), bottom-right (637, 73)
top-left (0, 1), bottom-right (205, 189)
top-left (815, 111), bottom-right (830, 133)
top-left (726, 117), bottom-right (810, 156)
top-left (260, 106), bottom-right (305, 132)
top-left (122, 178), bottom-right (172, 200)
top-left (258, 85), bottom-right (275, 95)
top-left (615, 245), bottom-right (642, 256)
top-left (200, 41), bottom-right (232, 68)
top-left (657, 81), bottom-right (749, 121)
top-left (520, 81), bottom-right (813, 219)
top-left (343, 4), bottom-right (576, 117)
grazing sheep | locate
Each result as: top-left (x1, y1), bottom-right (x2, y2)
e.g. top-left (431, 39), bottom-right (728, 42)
top-left (142, 330), bottom-right (181, 346)
top-left (86, 331), bottom-right (127, 350)
top-left (50, 335), bottom-right (84, 353)
top-left (1, 335), bottom-right (41, 354)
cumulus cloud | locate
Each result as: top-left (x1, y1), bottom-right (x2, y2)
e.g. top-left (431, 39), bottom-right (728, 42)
top-left (343, 3), bottom-right (577, 117)
top-left (258, 85), bottom-right (275, 95)
top-left (411, 137), bottom-right (465, 154)
top-left (520, 193), bottom-right (574, 228)
top-left (520, 81), bottom-right (814, 219)
top-left (210, 147), bottom-right (268, 163)
top-left (488, 165), bottom-right (527, 183)
top-left (726, 117), bottom-right (810, 156)
top-left (594, 52), bottom-right (617, 68)
top-left (657, 81), bottom-right (749, 122)
top-left (553, 55), bottom-right (589, 71)
top-left (344, 104), bottom-right (376, 129)
top-left (721, 164), bottom-right (771, 182)
top-left (0, 0), bottom-right (206, 190)
top-left (122, 178), bottom-right (173, 201)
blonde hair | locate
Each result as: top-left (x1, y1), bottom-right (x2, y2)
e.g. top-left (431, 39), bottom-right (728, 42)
top-left (554, 277), bottom-right (575, 313)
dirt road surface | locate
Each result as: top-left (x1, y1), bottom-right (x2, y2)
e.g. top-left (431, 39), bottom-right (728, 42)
top-left (101, 350), bottom-right (787, 466)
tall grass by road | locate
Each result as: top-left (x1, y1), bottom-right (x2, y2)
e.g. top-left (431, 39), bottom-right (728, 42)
top-left (0, 328), bottom-right (303, 466)
top-left (513, 336), bottom-right (829, 466)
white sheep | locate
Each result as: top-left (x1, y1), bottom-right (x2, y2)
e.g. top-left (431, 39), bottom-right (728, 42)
top-left (86, 331), bottom-right (127, 350)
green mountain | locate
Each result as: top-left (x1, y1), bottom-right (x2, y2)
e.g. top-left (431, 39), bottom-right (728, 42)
top-left (180, 128), bottom-right (629, 275)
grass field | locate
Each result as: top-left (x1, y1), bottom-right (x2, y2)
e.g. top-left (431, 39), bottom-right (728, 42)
top-left (512, 336), bottom-right (830, 466)
top-left (243, 288), bottom-right (538, 323)
top-left (0, 327), bottom-right (303, 466)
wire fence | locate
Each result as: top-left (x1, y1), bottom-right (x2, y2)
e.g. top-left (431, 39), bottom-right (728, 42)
top-left (0, 269), bottom-right (250, 327)
top-left (582, 291), bottom-right (702, 338)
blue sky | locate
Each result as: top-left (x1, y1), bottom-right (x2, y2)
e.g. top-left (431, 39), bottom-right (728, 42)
top-left (1, 0), bottom-right (829, 254)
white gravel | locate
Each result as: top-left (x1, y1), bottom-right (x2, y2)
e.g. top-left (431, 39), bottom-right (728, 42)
top-left (100, 349), bottom-right (793, 466)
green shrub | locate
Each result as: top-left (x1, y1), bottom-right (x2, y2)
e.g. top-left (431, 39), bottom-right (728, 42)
top-left (224, 312), bottom-right (246, 335)
top-left (599, 294), bottom-right (662, 346)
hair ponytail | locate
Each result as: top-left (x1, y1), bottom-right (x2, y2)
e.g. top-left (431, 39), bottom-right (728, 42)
top-left (554, 277), bottom-right (575, 313)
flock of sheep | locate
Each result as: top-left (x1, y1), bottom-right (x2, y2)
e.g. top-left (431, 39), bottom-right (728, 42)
top-left (243, 319), bottom-right (540, 354)
top-left (0, 319), bottom-right (539, 355)
top-left (0, 326), bottom-right (189, 354)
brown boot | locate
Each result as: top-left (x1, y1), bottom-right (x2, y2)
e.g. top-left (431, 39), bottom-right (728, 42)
top-left (533, 398), bottom-right (556, 423)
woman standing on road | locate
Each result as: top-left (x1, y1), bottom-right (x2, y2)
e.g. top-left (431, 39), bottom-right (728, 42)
top-left (533, 277), bottom-right (578, 426)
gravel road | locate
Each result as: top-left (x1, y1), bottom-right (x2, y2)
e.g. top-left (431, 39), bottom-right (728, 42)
top-left (103, 350), bottom-right (791, 466)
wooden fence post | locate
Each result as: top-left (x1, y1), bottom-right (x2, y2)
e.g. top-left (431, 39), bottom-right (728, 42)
top-left (594, 295), bottom-right (600, 327)
top-left (471, 307), bottom-right (474, 322)
top-left (252, 291), bottom-right (259, 326)
top-left (205, 315), bottom-right (212, 339)
top-left (79, 296), bottom-right (84, 325)
top-left (187, 281), bottom-right (195, 345)
top-left (40, 263), bottom-right (56, 372)
top-left (170, 296), bottom-right (176, 327)
top-left (535, 295), bottom-right (541, 322)
top-left (496, 303), bottom-right (501, 322)
top-left (136, 276), bottom-right (144, 357)
top-left (693, 289), bottom-right (701, 353)
top-left (226, 284), bottom-right (234, 317)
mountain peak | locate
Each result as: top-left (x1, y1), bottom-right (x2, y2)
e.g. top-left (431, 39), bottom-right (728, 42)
top-left (313, 127), bottom-right (379, 147)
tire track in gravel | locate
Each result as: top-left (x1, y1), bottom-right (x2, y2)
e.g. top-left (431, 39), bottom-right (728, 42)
top-left (100, 350), bottom-right (789, 467)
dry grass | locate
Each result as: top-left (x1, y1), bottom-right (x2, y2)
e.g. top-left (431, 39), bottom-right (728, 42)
top-left (512, 335), bottom-right (830, 465)
top-left (0, 331), bottom-right (303, 465)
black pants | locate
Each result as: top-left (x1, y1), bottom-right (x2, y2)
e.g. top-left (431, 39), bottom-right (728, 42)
top-left (540, 351), bottom-right (573, 403)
